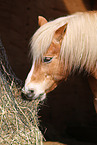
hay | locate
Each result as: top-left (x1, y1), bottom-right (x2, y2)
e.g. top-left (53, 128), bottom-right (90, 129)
top-left (0, 40), bottom-right (43, 145)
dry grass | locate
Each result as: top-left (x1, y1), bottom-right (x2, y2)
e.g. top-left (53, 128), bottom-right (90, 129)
top-left (0, 40), bottom-right (43, 145)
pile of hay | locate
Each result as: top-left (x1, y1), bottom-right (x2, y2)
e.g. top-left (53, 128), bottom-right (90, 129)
top-left (0, 40), bottom-right (43, 144)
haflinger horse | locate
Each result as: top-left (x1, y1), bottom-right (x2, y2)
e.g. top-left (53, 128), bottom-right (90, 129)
top-left (22, 11), bottom-right (97, 113)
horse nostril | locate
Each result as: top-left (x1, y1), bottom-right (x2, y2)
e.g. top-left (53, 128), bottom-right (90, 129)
top-left (29, 90), bottom-right (34, 94)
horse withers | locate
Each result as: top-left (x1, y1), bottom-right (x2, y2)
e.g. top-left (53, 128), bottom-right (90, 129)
top-left (22, 11), bottom-right (97, 112)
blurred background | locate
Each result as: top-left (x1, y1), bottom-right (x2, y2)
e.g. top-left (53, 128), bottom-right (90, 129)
top-left (0, 0), bottom-right (97, 144)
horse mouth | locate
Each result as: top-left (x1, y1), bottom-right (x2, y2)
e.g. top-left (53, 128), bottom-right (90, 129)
top-left (21, 88), bottom-right (46, 101)
top-left (21, 91), bottom-right (34, 100)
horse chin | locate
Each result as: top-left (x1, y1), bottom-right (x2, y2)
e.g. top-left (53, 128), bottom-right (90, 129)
top-left (33, 93), bottom-right (46, 101)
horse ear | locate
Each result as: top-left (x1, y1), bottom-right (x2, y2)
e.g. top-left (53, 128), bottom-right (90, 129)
top-left (55, 23), bottom-right (68, 42)
top-left (38, 16), bottom-right (48, 26)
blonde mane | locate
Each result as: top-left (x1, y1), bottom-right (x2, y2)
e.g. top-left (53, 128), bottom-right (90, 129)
top-left (30, 11), bottom-right (97, 73)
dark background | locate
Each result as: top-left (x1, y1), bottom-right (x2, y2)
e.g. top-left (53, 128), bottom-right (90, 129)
top-left (0, 0), bottom-right (97, 144)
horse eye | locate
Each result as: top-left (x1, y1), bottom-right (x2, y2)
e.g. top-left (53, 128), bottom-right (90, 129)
top-left (43, 57), bottom-right (53, 63)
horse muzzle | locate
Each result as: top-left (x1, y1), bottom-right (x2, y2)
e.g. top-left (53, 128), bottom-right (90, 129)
top-left (22, 87), bottom-right (46, 101)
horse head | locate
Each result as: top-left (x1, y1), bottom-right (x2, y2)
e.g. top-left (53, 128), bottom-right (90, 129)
top-left (22, 16), bottom-right (68, 100)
